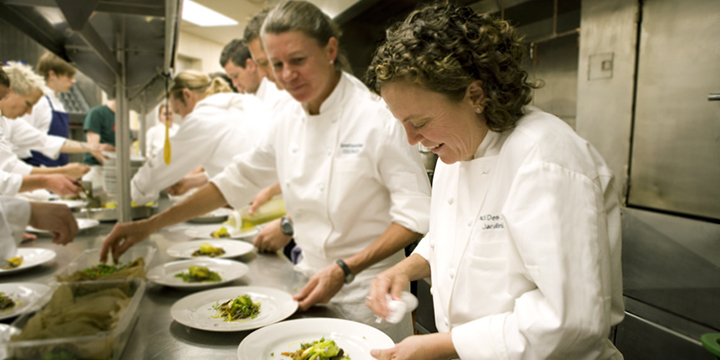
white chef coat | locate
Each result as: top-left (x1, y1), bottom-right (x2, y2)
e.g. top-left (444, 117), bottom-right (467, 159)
top-left (145, 122), bottom-right (179, 159)
top-left (131, 92), bottom-right (272, 204)
top-left (212, 72), bottom-right (431, 341)
top-left (414, 107), bottom-right (624, 360)
top-left (0, 196), bottom-right (30, 260)
top-left (0, 116), bottom-right (65, 171)
top-left (16, 90), bottom-right (66, 159)
top-left (255, 77), bottom-right (294, 112)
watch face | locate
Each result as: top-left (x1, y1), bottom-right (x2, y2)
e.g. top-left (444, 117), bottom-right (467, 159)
top-left (280, 218), bottom-right (293, 235)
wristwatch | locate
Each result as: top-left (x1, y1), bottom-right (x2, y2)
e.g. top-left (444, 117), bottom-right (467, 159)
top-left (335, 259), bottom-right (355, 284)
top-left (279, 216), bottom-right (294, 236)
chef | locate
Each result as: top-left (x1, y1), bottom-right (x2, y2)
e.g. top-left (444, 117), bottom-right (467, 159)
top-left (144, 104), bottom-right (178, 159)
top-left (130, 70), bottom-right (271, 205)
top-left (365, 4), bottom-right (624, 360)
top-left (101, 0), bottom-right (430, 343)
top-left (19, 53), bottom-right (76, 167)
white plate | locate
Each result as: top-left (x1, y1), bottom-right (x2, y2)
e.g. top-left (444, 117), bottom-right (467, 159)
top-left (45, 199), bottom-right (88, 209)
top-left (166, 240), bottom-right (255, 259)
top-left (184, 224), bottom-right (258, 240)
top-left (0, 248), bottom-right (56, 275)
top-left (187, 208), bottom-right (233, 224)
top-left (171, 286), bottom-right (297, 332)
top-left (0, 283), bottom-right (51, 321)
top-left (237, 318), bottom-right (395, 360)
top-left (147, 258), bottom-right (249, 289)
top-left (26, 218), bottom-right (99, 233)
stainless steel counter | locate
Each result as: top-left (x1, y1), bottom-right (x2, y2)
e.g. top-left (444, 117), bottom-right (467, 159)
top-left (0, 216), bottom-right (344, 360)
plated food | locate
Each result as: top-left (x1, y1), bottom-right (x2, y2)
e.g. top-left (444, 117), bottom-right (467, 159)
top-left (0, 249), bottom-right (56, 275)
top-left (281, 338), bottom-right (350, 360)
top-left (0, 283), bottom-right (51, 321)
top-left (184, 224), bottom-right (258, 240)
top-left (174, 265), bottom-right (222, 283)
top-left (147, 258), bottom-right (248, 289)
top-left (192, 242), bottom-right (225, 257)
top-left (3, 257), bottom-right (23, 270)
top-left (212, 294), bottom-right (260, 322)
top-left (171, 286), bottom-right (297, 332)
top-left (237, 318), bottom-right (394, 360)
top-left (167, 240), bottom-right (254, 259)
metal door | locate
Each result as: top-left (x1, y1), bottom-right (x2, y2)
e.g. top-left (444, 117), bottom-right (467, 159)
top-left (628, 0), bottom-right (720, 220)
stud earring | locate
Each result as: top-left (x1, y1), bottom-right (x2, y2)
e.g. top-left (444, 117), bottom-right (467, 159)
top-left (475, 107), bottom-right (482, 113)
top-left (330, 60), bottom-right (334, 65)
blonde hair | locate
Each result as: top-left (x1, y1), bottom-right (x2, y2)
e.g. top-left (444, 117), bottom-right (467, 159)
top-left (2, 61), bottom-right (45, 96)
top-left (169, 70), bottom-right (232, 103)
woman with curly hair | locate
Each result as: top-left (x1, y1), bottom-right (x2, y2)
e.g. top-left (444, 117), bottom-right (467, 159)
top-left (365, 3), bottom-right (623, 360)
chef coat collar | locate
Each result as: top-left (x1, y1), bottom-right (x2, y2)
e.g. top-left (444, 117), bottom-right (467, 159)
top-left (302, 71), bottom-right (347, 116)
top-left (471, 128), bottom-right (500, 160)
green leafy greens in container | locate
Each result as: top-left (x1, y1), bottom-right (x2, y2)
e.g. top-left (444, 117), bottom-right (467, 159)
top-left (174, 265), bottom-right (221, 283)
top-left (281, 338), bottom-right (350, 360)
top-left (212, 294), bottom-right (260, 322)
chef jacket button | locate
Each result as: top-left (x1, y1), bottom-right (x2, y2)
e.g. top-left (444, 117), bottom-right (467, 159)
top-left (467, 221), bottom-right (472, 227)
top-left (429, 239), bottom-right (435, 248)
top-left (318, 184), bottom-right (325, 191)
top-left (449, 268), bottom-right (456, 279)
top-left (482, 163), bottom-right (491, 174)
top-left (443, 317), bottom-right (449, 328)
top-left (447, 197), bottom-right (454, 205)
top-left (327, 149), bottom-right (332, 156)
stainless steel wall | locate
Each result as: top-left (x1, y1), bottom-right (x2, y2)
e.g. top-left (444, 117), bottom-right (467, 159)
top-left (525, 34), bottom-right (580, 129)
top-left (576, 0), bottom-right (639, 201)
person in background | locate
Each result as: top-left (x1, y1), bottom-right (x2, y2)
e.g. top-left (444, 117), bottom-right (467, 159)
top-left (0, 196), bottom-right (78, 260)
top-left (0, 68), bottom-right (9, 100)
top-left (20, 53), bottom-right (76, 167)
top-left (130, 70), bottom-right (271, 205)
top-left (144, 104), bottom-right (178, 159)
top-left (80, 99), bottom-right (117, 190)
top-left (220, 40), bottom-right (261, 94)
top-left (101, 0), bottom-right (431, 343)
top-left (364, 4), bottom-right (623, 360)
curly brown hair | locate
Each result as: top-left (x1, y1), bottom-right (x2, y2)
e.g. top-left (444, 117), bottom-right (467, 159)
top-left (366, 3), bottom-right (538, 132)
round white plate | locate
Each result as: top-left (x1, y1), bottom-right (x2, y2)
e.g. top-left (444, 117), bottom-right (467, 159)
top-left (26, 218), bottom-right (99, 233)
top-left (0, 248), bottom-right (56, 275)
top-left (166, 240), bottom-right (255, 259)
top-left (0, 283), bottom-right (51, 321)
top-left (147, 258), bottom-right (249, 289)
top-left (171, 286), bottom-right (297, 332)
top-left (187, 208), bottom-right (233, 224)
top-left (237, 318), bottom-right (395, 360)
top-left (184, 224), bottom-right (258, 240)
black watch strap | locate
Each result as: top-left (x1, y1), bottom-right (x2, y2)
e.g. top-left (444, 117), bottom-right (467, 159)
top-left (335, 259), bottom-right (354, 284)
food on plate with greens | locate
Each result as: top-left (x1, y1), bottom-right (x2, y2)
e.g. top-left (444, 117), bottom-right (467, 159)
top-left (212, 294), bottom-right (260, 322)
top-left (210, 226), bottom-right (231, 238)
top-left (55, 258), bottom-right (146, 282)
top-left (3, 256), bottom-right (23, 270)
top-left (281, 338), bottom-right (350, 360)
top-left (192, 243), bottom-right (226, 257)
top-left (0, 292), bottom-right (16, 311)
top-left (174, 265), bottom-right (221, 283)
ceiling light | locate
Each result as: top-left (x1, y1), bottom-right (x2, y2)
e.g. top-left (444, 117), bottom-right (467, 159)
top-left (182, 0), bottom-right (238, 27)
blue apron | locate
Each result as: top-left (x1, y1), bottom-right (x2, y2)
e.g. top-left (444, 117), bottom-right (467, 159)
top-left (25, 96), bottom-right (70, 167)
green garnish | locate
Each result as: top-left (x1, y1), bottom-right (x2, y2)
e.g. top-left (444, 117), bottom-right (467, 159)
top-left (0, 292), bottom-right (16, 311)
top-left (174, 265), bottom-right (221, 283)
top-left (281, 338), bottom-right (350, 360)
top-left (212, 294), bottom-right (260, 321)
top-left (81, 262), bottom-right (130, 279)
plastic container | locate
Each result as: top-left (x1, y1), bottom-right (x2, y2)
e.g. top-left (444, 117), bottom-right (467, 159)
top-left (54, 246), bottom-right (156, 282)
top-left (4, 278), bottom-right (146, 360)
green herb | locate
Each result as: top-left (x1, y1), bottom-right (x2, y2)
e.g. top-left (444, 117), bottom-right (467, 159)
top-left (0, 292), bottom-right (15, 311)
top-left (281, 338), bottom-right (350, 360)
top-left (81, 262), bottom-right (131, 279)
top-left (211, 294), bottom-right (260, 321)
top-left (174, 265), bottom-right (222, 283)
